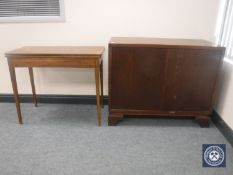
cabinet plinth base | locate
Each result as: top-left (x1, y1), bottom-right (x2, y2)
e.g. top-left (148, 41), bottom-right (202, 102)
top-left (108, 114), bottom-right (211, 127)
top-left (108, 115), bottom-right (123, 126)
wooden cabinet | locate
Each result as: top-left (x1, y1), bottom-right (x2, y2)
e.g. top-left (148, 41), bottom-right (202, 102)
top-left (108, 37), bottom-right (225, 127)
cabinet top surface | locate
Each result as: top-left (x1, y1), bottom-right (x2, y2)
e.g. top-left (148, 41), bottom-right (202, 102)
top-left (110, 37), bottom-right (221, 48)
top-left (6, 46), bottom-right (105, 56)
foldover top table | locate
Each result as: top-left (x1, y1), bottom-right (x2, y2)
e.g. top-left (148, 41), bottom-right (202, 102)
top-left (6, 46), bottom-right (105, 126)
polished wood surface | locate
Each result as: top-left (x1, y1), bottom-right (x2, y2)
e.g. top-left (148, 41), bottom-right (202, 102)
top-left (110, 37), bottom-right (223, 48)
top-left (6, 46), bottom-right (104, 56)
top-left (6, 46), bottom-right (105, 126)
top-left (110, 47), bottom-right (166, 110)
top-left (108, 37), bottom-right (225, 127)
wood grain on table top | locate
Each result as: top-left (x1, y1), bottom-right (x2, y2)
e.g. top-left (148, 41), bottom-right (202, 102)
top-left (6, 46), bottom-right (105, 56)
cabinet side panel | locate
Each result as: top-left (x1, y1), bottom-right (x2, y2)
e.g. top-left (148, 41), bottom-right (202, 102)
top-left (110, 46), bottom-right (166, 110)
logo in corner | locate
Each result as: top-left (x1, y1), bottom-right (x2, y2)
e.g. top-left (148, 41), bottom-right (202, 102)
top-left (202, 144), bottom-right (226, 167)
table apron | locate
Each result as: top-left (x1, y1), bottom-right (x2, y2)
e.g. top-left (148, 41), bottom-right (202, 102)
top-left (7, 56), bottom-right (101, 68)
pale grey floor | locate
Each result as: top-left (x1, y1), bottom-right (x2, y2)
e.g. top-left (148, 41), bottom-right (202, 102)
top-left (0, 103), bottom-right (232, 175)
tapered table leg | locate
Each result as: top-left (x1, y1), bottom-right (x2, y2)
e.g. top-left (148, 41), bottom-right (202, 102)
top-left (95, 66), bottom-right (101, 126)
top-left (8, 66), bottom-right (23, 124)
top-left (28, 67), bottom-right (38, 107)
top-left (100, 60), bottom-right (104, 108)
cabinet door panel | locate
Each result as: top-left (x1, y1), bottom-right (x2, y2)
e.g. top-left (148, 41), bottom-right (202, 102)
top-left (110, 47), bottom-right (166, 110)
top-left (163, 49), bottom-right (221, 111)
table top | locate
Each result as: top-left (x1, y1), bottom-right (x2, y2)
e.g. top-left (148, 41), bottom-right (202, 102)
top-left (109, 37), bottom-right (221, 48)
top-left (6, 46), bottom-right (105, 57)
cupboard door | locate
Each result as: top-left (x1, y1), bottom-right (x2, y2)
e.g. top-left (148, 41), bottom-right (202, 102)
top-left (110, 47), bottom-right (166, 110)
top-left (162, 49), bottom-right (222, 111)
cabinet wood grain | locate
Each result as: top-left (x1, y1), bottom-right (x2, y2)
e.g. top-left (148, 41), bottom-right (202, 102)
top-left (108, 37), bottom-right (225, 127)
